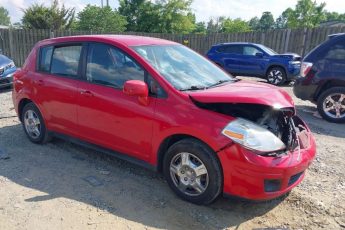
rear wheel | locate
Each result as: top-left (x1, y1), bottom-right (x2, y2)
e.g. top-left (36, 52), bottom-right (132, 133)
top-left (266, 66), bottom-right (286, 86)
top-left (163, 138), bottom-right (222, 205)
top-left (317, 87), bottom-right (345, 123)
top-left (22, 103), bottom-right (51, 143)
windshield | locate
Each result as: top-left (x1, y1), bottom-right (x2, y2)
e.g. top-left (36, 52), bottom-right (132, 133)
top-left (257, 44), bottom-right (278, 55)
top-left (132, 45), bottom-right (235, 91)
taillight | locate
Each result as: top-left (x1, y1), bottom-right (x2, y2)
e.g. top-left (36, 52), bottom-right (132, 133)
top-left (300, 62), bottom-right (313, 77)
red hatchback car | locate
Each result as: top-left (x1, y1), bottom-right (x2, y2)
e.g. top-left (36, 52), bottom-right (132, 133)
top-left (12, 35), bottom-right (316, 204)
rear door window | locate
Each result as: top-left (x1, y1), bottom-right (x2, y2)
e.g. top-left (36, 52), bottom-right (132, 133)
top-left (217, 45), bottom-right (242, 54)
top-left (50, 45), bottom-right (82, 77)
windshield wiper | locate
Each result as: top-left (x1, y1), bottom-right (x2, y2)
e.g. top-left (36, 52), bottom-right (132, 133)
top-left (179, 85), bottom-right (207, 91)
top-left (207, 79), bottom-right (234, 88)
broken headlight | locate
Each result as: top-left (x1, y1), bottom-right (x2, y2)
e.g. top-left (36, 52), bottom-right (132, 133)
top-left (222, 118), bottom-right (286, 153)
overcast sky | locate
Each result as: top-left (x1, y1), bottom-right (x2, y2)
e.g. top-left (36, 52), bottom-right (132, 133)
top-left (1, 0), bottom-right (345, 24)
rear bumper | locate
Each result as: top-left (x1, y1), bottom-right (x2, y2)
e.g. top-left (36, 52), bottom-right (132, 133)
top-left (218, 117), bottom-right (316, 200)
top-left (293, 77), bottom-right (318, 101)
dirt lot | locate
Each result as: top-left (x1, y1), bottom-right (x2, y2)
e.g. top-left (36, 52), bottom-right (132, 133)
top-left (0, 77), bottom-right (344, 230)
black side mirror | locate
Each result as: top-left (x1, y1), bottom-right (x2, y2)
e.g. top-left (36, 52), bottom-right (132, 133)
top-left (255, 52), bottom-right (264, 58)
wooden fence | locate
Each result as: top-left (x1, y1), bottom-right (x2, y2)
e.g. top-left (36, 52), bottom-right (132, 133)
top-left (0, 26), bottom-right (345, 67)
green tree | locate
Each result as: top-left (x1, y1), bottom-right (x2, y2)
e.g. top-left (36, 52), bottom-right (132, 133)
top-left (221, 18), bottom-right (250, 33)
top-left (324, 12), bottom-right (345, 22)
top-left (275, 8), bottom-right (293, 29)
top-left (12, 22), bottom-right (23, 29)
top-left (157, 0), bottom-right (195, 33)
top-left (206, 17), bottom-right (225, 33)
top-left (0, 7), bottom-right (11, 26)
top-left (22, 0), bottom-right (75, 29)
top-left (118, 0), bottom-right (158, 32)
top-left (248, 16), bottom-right (260, 30)
top-left (286, 0), bottom-right (326, 28)
top-left (119, 0), bottom-right (195, 33)
top-left (77, 5), bottom-right (127, 32)
top-left (193, 22), bottom-right (206, 34)
top-left (258, 11), bottom-right (274, 30)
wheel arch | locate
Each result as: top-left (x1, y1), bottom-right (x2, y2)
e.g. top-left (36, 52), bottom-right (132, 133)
top-left (314, 80), bottom-right (345, 101)
top-left (156, 134), bottom-right (223, 174)
top-left (266, 64), bottom-right (287, 76)
top-left (18, 98), bottom-right (33, 122)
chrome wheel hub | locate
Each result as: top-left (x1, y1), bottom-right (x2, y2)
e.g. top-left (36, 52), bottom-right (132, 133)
top-left (323, 93), bottom-right (345, 119)
top-left (24, 110), bottom-right (41, 138)
top-left (170, 152), bottom-right (209, 196)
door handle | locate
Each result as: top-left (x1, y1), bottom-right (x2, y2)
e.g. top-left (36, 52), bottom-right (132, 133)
top-left (80, 90), bottom-right (93, 97)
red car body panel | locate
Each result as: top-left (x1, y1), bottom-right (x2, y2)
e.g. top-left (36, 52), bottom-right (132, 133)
top-left (189, 80), bottom-right (295, 108)
top-left (12, 35), bottom-right (316, 200)
top-left (76, 80), bottom-right (157, 160)
top-left (218, 121), bottom-right (316, 199)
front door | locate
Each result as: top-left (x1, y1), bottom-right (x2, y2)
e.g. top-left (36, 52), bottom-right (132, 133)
top-left (77, 43), bottom-right (156, 160)
top-left (238, 45), bottom-right (268, 75)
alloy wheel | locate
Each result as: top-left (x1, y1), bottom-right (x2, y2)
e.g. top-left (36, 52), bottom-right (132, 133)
top-left (169, 152), bottom-right (209, 196)
top-left (24, 109), bottom-right (41, 139)
top-left (322, 93), bottom-right (345, 119)
top-left (267, 69), bottom-right (284, 85)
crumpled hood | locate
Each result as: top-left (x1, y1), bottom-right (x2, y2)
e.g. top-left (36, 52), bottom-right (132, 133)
top-left (188, 80), bottom-right (295, 109)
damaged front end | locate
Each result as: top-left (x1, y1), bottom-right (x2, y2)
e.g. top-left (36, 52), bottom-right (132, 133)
top-left (191, 99), bottom-right (310, 157)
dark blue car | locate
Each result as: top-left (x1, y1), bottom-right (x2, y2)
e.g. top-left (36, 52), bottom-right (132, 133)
top-left (207, 42), bottom-right (301, 85)
top-left (0, 54), bottom-right (16, 89)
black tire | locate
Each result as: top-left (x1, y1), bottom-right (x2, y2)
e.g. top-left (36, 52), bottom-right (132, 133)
top-left (163, 138), bottom-right (222, 205)
top-left (317, 87), bottom-right (345, 123)
top-left (21, 102), bottom-right (51, 143)
top-left (266, 66), bottom-right (286, 86)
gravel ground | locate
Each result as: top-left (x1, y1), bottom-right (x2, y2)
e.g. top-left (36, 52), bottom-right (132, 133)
top-left (0, 77), bottom-right (344, 230)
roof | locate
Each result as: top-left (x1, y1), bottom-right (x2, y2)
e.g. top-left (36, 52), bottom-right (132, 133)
top-left (39, 35), bottom-right (178, 47)
top-left (214, 42), bottom-right (260, 46)
top-left (328, 33), bottom-right (345, 39)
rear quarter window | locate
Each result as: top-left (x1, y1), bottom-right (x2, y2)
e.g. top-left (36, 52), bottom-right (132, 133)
top-left (38, 46), bottom-right (53, 72)
top-left (324, 43), bottom-right (345, 60)
top-left (313, 39), bottom-right (345, 72)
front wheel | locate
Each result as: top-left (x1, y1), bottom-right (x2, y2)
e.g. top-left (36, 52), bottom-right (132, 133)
top-left (163, 138), bottom-right (222, 205)
top-left (266, 67), bottom-right (286, 86)
top-left (317, 87), bottom-right (345, 123)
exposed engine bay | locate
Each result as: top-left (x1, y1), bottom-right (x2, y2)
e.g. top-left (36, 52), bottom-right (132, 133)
top-left (191, 100), bottom-right (310, 156)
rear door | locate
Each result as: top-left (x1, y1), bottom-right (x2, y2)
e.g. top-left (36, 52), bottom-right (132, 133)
top-left (33, 43), bottom-right (84, 137)
top-left (76, 42), bottom-right (159, 161)
top-left (315, 38), bottom-right (345, 80)
top-left (219, 45), bottom-right (243, 74)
